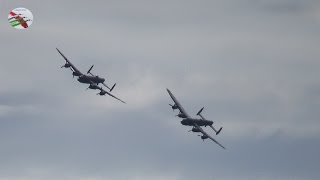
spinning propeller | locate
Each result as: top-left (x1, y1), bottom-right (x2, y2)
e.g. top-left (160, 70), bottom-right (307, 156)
top-left (169, 104), bottom-right (178, 111)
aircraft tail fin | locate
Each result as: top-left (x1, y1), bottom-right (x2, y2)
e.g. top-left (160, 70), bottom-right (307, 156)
top-left (216, 127), bottom-right (222, 135)
top-left (87, 65), bottom-right (94, 75)
top-left (110, 83), bottom-right (116, 92)
top-left (196, 107), bottom-right (204, 116)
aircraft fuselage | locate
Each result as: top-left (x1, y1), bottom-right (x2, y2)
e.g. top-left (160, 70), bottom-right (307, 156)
top-left (181, 118), bottom-right (213, 126)
top-left (77, 75), bottom-right (105, 84)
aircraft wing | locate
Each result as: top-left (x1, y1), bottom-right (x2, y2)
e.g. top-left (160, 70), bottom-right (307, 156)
top-left (56, 48), bottom-right (83, 75)
top-left (193, 123), bottom-right (226, 149)
top-left (99, 87), bottom-right (126, 104)
top-left (166, 89), bottom-right (191, 118)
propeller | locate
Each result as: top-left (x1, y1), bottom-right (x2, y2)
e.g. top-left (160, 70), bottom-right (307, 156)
top-left (169, 104), bottom-right (177, 111)
top-left (197, 135), bottom-right (205, 141)
top-left (169, 104), bottom-right (173, 111)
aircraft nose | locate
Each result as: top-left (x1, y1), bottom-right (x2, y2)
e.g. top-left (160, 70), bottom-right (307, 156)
top-left (102, 78), bottom-right (105, 83)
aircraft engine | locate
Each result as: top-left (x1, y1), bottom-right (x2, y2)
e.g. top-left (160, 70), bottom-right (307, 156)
top-left (191, 127), bottom-right (201, 132)
top-left (169, 104), bottom-right (178, 111)
top-left (72, 71), bottom-right (81, 77)
top-left (201, 135), bottom-right (208, 140)
top-left (61, 63), bottom-right (71, 68)
top-left (88, 84), bottom-right (99, 90)
top-left (97, 90), bottom-right (107, 96)
top-left (176, 113), bottom-right (187, 118)
top-left (189, 127), bottom-right (201, 133)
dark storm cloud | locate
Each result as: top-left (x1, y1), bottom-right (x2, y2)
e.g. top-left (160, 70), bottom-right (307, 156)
top-left (0, 0), bottom-right (320, 179)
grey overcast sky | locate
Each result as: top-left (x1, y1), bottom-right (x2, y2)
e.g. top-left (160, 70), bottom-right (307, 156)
top-left (1, 0), bottom-right (320, 179)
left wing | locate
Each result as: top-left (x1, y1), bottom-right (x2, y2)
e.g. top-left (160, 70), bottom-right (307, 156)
top-left (166, 89), bottom-right (191, 118)
top-left (193, 123), bottom-right (226, 149)
top-left (98, 87), bottom-right (126, 104)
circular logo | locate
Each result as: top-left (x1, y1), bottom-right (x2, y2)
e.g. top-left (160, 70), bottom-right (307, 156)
top-left (8, 7), bottom-right (33, 29)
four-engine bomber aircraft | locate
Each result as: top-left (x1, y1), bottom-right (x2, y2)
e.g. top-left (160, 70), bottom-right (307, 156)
top-left (56, 48), bottom-right (125, 104)
top-left (167, 89), bottom-right (225, 149)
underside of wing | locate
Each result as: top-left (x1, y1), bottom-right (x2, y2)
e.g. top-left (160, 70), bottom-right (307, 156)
top-left (166, 89), bottom-right (191, 118)
top-left (193, 123), bottom-right (226, 149)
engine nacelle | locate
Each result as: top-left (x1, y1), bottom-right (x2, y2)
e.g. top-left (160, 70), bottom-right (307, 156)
top-left (89, 84), bottom-right (99, 90)
top-left (62, 63), bottom-right (71, 68)
top-left (72, 71), bottom-right (81, 77)
top-left (191, 127), bottom-right (201, 132)
top-left (201, 135), bottom-right (208, 140)
top-left (99, 90), bottom-right (107, 95)
top-left (170, 104), bottom-right (178, 110)
top-left (176, 113), bottom-right (187, 118)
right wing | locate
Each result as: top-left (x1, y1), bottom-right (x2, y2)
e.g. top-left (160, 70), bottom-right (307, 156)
top-left (193, 123), bottom-right (226, 149)
top-left (56, 48), bottom-right (83, 75)
top-left (166, 89), bottom-right (191, 118)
